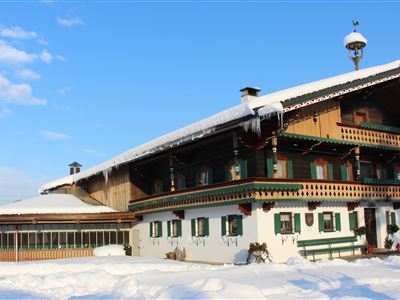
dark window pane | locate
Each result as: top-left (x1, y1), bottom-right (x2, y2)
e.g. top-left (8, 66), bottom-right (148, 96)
top-left (110, 231), bottom-right (116, 244)
top-left (67, 232), bottom-right (74, 247)
top-left (75, 232), bottom-right (82, 247)
top-left (97, 231), bottom-right (104, 246)
top-left (37, 232), bottom-right (43, 248)
top-left (123, 231), bottom-right (129, 244)
top-left (117, 231), bottom-right (123, 244)
top-left (83, 232), bottom-right (90, 247)
top-left (104, 231), bottom-right (110, 245)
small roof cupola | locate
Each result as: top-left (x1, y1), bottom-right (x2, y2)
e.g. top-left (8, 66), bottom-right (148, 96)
top-left (69, 162), bottom-right (82, 175)
top-left (240, 87), bottom-right (261, 103)
top-left (344, 21), bottom-right (368, 71)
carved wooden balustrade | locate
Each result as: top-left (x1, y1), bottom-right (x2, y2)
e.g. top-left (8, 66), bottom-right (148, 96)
top-left (129, 178), bottom-right (400, 215)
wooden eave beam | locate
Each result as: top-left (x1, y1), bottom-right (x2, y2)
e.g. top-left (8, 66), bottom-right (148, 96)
top-left (238, 203), bottom-right (252, 216)
top-left (262, 202), bottom-right (275, 212)
top-left (347, 201), bottom-right (360, 211)
top-left (172, 210), bottom-right (185, 219)
top-left (308, 201), bottom-right (322, 211)
top-left (0, 212), bottom-right (136, 224)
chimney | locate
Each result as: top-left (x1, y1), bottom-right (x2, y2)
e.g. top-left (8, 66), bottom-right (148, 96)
top-left (240, 87), bottom-right (261, 103)
top-left (69, 162), bottom-right (82, 175)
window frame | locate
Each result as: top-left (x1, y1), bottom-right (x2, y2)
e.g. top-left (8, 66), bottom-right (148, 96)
top-left (170, 220), bottom-right (181, 238)
top-left (276, 154), bottom-right (288, 179)
top-left (227, 215), bottom-right (240, 237)
top-left (194, 217), bottom-right (207, 237)
top-left (150, 221), bottom-right (162, 238)
top-left (280, 212), bottom-right (293, 234)
top-left (353, 108), bottom-right (369, 125)
top-left (197, 166), bottom-right (209, 187)
top-left (153, 178), bottom-right (163, 195)
top-left (315, 158), bottom-right (328, 180)
top-left (323, 212), bottom-right (334, 232)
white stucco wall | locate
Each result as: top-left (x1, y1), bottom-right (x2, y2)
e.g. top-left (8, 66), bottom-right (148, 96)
top-left (134, 205), bottom-right (259, 264)
top-left (132, 202), bottom-right (398, 263)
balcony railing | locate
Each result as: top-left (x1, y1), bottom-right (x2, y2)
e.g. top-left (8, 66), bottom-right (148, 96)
top-left (337, 123), bottom-right (400, 148)
top-left (128, 178), bottom-right (400, 215)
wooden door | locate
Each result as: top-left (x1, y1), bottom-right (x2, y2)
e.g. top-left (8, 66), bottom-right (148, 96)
top-left (364, 208), bottom-right (377, 247)
top-left (131, 230), bottom-right (140, 256)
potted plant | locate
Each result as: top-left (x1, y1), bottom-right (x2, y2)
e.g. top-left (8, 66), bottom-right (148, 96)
top-left (384, 236), bottom-right (394, 251)
top-left (387, 224), bottom-right (399, 235)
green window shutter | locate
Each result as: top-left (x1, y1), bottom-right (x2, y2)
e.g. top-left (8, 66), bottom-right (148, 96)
top-left (310, 163), bottom-right (317, 180)
top-left (349, 212), bottom-right (356, 230)
top-left (328, 164), bottom-right (334, 180)
top-left (274, 213), bottom-right (281, 235)
top-left (225, 164), bottom-right (230, 182)
top-left (391, 212), bottom-right (397, 225)
top-left (341, 165), bottom-right (348, 181)
top-left (335, 213), bottom-right (341, 231)
top-left (204, 218), bottom-right (209, 236)
top-left (236, 215), bottom-right (243, 236)
top-left (318, 213), bottom-right (324, 232)
top-left (267, 159), bottom-right (274, 178)
top-left (191, 219), bottom-right (196, 237)
top-left (158, 221), bottom-right (162, 237)
top-left (208, 168), bottom-right (213, 185)
top-left (149, 222), bottom-right (153, 237)
top-left (167, 221), bottom-right (171, 237)
top-left (221, 216), bottom-right (227, 236)
top-left (294, 213), bottom-right (301, 233)
top-left (287, 160), bottom-right (294, 179)
top-left (177, 220), bottom-right (182, 237)
top-left (240, 160), bottom-right (248, 179)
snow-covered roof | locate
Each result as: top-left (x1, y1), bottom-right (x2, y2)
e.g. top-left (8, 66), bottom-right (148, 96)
top-left (0, 194), bottom-right (116, 215)
top-left (40, 60), bottom-right (400, 192)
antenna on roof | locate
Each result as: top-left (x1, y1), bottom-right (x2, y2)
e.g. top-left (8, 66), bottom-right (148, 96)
top-left (344, 21), bottom-right (367, 71)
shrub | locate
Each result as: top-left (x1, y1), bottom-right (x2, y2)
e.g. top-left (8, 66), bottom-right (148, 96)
top-left (246, 242), bottom-right (271, 264)
top-left (353, 226), bottom-right (366, 237)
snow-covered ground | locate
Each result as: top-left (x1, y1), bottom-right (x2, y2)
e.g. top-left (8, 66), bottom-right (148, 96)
top-left (0, 255), bottom-right (399, 299)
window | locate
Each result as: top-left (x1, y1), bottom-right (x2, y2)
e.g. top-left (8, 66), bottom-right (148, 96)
top-left (150, 221), bottom-right (162, 238)
top-left (280, 213), bottom-right (292, 234)
top-left (191, 217), bottom-right (209, 237)
top-left (277, 160), bottom-right (286, 178)
top-left (360, 161), bottom-right (372, 179)
top-left (226, 160), bottom-right (248, 181)
top-left (375, 164), bottom-right (384, 180)
top-left (167, 220), bottom-right (182, 237)
top-left (153, 178), bottom-right (163, 194)
top-left (175, 172), bottom-right (186, 190)
top-left (354, 109), bottom-right (368, 125)
top-left (221, 215), bottom-right (243, 236)
top-left (311, 159), bottom-right (330, 180)
top-left (386, 211), bottom-right (397, 226)
top-left (341, 161), bottom-right (354, 181)
top-left (323, 212), bottom-right (334, 232)
top-left (197, 166), bottom-right (211, 186)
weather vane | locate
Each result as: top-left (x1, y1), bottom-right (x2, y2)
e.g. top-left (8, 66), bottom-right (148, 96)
top-left (344, 21), bottom-right (367, 71)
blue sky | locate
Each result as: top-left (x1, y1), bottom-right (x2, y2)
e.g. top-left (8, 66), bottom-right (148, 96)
top-left (0, 1), bottom-right (399, 203)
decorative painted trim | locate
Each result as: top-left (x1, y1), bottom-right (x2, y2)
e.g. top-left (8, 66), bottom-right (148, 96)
top-left (279, 132), bottom-right (400, 151)
top-left (360, 122), bottom-right (400, 134)
top-left (282, 67), bottom-right (400, 112)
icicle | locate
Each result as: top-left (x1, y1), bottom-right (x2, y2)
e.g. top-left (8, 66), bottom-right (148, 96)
top-left (103, 168), bottom-right (112, 185)
top-left (241, 117), bottom-right (261, 137)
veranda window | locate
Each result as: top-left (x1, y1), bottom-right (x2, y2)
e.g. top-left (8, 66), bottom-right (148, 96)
top-left (311, 159), bottom-right (332, 180)
top-left (280, 213), bottom-right (292, 234)
top-left (150, 221), bottom-right (162, 238)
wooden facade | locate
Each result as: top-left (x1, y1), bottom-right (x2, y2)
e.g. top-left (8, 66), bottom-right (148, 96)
top-left (0, 248), bottom-right (93, 262)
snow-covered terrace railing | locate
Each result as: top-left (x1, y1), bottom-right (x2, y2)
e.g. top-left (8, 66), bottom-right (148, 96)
top-left (40, 60), bottom-right (400, 192)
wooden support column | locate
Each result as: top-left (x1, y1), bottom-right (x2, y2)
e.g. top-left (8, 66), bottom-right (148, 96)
top-left (169, 154), bottom-right (175, 192)
top-left (272, 135), bottom-right (278, 178)
top-left (355, 147), bottom-right (361, 180)
top-left (233, 132), bottom-right (240, 180)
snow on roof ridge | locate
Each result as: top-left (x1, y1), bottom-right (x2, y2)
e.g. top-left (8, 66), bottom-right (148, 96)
top-left (40, 60), bottom-right (400, 192)
top-left (0, 194), bottom-right (116, 215)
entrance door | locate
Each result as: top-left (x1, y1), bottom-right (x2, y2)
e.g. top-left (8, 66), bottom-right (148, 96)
top-left (131, 230), bottom-right (140, 256)
top-left (364, 208), bottom-right (377, 247)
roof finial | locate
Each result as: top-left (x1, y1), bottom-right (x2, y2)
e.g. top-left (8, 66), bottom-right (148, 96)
top-left (352, 20), bottom-right (359, 32)
top-left (344, 21), bottom-right (367, 71)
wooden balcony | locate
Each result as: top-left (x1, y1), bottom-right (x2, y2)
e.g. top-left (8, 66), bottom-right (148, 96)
top-left (128, 178), bottom-right (400, 215)
top-left (337, 123), bottom-right (400, 148)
